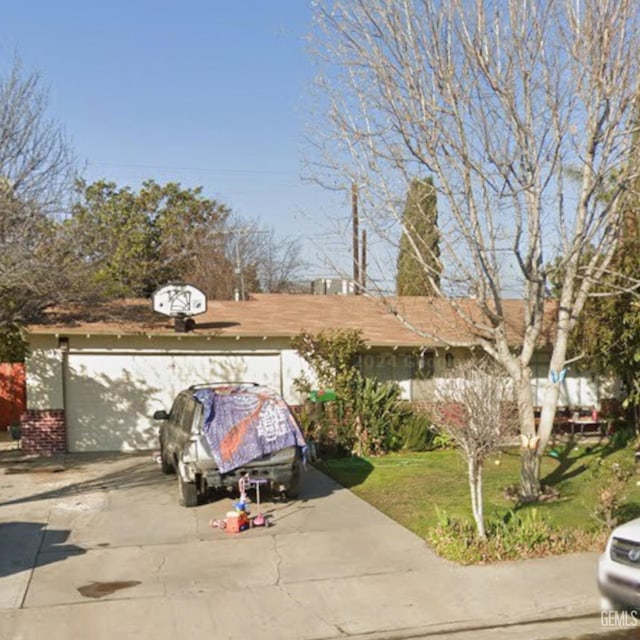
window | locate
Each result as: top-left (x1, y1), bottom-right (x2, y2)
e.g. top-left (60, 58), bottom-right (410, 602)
top-left (412, 350), bottom-right (435, 379)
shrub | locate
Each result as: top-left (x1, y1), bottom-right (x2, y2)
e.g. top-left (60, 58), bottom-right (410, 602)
top-left (351, 377), bottom-right (409, 456)
top-left (399, 410), bottom-right (435, 451)
top-left (427, 507), bottom-right (603, 565)
top-left (588, 455), bottom-right (635, 530)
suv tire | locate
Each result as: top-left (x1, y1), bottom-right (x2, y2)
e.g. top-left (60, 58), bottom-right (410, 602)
top-left (178, 472), bottom-right (198, 507)
top-left (160, 440), bottom-right (176, 475)
top-left (285, 462), bottom-right (301, 499)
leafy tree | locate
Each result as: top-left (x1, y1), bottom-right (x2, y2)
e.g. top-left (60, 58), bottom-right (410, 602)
top-left (70, 181), bottom-right (308, 301)
top-left (293, 328), bottom-right (408, 455)
top-left (396, 177), bottom-right (440, 295)
top-left (568, 207), bottom-right (640, 426)
top-left (69, 180), bottom-right (232, 298)
top-left (312, 0), bottom-right (640, 500)
top-left (292, 328), bottom-right (365, 397)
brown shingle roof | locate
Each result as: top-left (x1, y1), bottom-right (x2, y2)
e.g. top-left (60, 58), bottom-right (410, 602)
top-left (28, 293), bottom-right (555, 348)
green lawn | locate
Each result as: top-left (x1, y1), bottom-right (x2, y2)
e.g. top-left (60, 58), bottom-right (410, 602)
top-left (314, 437), bottom-right (640, 542)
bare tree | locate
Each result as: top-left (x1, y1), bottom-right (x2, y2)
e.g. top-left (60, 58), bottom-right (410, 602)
top-left (229, 219), bottom-right (308, 296)
top-left (251, 227), bottom-right (307, 293)
top-left (311, 0), bottom-right (640, 499)
top-left (0, 57), bottom-right (77, 357)
top-left (186, 218), bottom-right (308, 300)
top-left (430, 359), bottom-right (517, 538)
top-left (0, 57), bottom-right (75, 215)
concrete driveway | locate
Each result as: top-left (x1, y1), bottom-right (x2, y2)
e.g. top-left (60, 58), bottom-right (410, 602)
top-left (0, 451), bottom-right (611, 640)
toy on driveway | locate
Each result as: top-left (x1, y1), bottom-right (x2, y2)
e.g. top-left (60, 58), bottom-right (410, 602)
top-left (249, 477), bottom-right (269, 527)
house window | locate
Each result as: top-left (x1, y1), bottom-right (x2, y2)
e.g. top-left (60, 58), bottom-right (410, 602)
top-left (413, 350), bottom-right (435, 380)
top-left (445, 352), bottom-right (454, 369)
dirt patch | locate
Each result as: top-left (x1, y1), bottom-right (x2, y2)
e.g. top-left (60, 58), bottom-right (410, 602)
top-left (4, 465), bottom-right (66, 475)
top-left (77, 581), bottom-right (141, 599)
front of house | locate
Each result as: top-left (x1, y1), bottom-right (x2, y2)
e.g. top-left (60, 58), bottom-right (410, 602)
top-left (20, 294), bottom-right (615, 455)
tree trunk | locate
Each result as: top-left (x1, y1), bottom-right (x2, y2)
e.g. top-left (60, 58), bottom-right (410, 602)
top-left (468, 458), bottom-right (486, 538)
top-left (537, 318), bottom-right (571, 455)
top-left (513, 367), bottom-right (541, 500)
top-left (520, 449), bottom-right (540, 504)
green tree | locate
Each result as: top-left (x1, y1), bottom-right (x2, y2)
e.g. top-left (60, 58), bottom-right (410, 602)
top-left (69, 180), bottom-right (232, 298)
top-left (292, 328), bottom-right (365, 397)
top-left (293, 328), bottom-right (408, 455)
top-left (396, 177), bottom-right (440, 295)
top-left (568, 207), bottom-right (640, 426)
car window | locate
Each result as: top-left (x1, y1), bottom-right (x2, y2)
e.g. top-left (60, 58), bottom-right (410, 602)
top-left (170, 396), bottom-right (186, 425)
top-left (181, 399), bottom-right (196, 433)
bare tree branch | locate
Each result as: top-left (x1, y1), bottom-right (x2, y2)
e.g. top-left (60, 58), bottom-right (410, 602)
top-left (310, 0), bottom-right (640, 498)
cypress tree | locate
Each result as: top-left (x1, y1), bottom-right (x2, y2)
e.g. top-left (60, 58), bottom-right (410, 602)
top-left (396, 177), bottom-right (441, 296)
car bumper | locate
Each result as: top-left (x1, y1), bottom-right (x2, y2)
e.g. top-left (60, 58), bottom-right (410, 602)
top-left (599, 553), bottom-right (640, 610)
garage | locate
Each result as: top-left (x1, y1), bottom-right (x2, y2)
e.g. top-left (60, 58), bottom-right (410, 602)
top-left (64, 349), bottom-right (282, 452)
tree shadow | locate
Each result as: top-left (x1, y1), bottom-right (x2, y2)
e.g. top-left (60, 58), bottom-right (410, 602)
top-left (0, 453), bottom-right (166, 508)
top-left (540, 431), bottom-right (632, 488)
top-left (312, 456), bottom-right (375, 490)
top-left (0, 521), bottom-right (85, 578)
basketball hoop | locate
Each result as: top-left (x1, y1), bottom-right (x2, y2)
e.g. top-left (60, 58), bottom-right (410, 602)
top-left (151, 283), bottom-right (207, 332)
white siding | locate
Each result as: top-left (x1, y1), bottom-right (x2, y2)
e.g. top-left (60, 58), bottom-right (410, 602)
top-left (280, 349), bottom-right (315, 405)
top-left (25, 336), bottom-right (64, 410)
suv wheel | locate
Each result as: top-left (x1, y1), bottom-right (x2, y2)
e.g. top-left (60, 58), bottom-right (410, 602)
top-left (178, 472), bottom-right (198, 507)
top-left (160, 440), bottom-right (175, 475)
top-left (285, 462), bottom-right (301, 499)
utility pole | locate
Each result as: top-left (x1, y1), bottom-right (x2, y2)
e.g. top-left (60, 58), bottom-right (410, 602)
top-left (360, 228), bottom-right (367, 292)
top-left (352, 182), bottom-right (360, 294)
top-left (234, 239), bottom-right (245, 302)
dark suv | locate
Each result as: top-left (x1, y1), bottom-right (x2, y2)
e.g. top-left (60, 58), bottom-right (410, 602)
top-left (153, 382), bottom-right (306, 507)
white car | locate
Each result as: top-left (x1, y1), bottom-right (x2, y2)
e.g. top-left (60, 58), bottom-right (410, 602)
top-left (599, 517), bottom-right (640, 611)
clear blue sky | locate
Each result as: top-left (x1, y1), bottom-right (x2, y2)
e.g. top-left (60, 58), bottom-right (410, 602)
top-left (0, 1), bottom-right (346, 275)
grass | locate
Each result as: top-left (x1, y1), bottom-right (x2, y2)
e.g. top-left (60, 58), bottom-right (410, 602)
top-left (314, 434), bottom-right (640, 544)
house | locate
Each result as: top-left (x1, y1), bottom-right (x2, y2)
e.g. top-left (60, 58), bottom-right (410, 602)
top-left (21, 293), bottom-right (614, 455)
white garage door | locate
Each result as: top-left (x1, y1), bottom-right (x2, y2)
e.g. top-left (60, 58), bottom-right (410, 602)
top-left (65, 352), bottom-right (282, 452)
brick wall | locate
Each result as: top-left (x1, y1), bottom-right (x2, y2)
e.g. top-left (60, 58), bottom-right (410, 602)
top-left (20, 410), bottom-right (66, 455)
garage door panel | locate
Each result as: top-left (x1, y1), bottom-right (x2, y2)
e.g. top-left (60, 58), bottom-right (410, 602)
top-left (66, 353), bottom-right (281, 452)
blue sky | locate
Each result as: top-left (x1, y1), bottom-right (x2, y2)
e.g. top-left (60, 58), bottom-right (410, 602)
top-left (0, 1), bottom-right (345, 275)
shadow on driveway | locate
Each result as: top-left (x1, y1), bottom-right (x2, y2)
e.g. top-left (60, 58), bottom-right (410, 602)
top-left (0, 452), bottom-right (163, 508)
top-left (0, 452), bottom-right (348, 509)
top-left (0, 521), bottom-right (86, 578)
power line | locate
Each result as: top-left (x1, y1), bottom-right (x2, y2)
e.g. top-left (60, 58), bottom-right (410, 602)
top-left (87, 161), bottom-right (298, 177)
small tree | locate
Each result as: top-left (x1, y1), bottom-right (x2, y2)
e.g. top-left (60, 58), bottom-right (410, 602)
top-left (430, 359), bottom-right (517, 538)
top-left (292, 328), bottom-right (365, 397)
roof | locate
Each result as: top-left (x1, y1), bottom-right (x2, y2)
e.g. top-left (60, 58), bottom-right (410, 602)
top-left (27, 293), bottom-right (556, 349)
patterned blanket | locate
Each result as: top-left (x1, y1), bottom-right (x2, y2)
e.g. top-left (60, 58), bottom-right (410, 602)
top-left (194, 386), bottom-right (306, 474)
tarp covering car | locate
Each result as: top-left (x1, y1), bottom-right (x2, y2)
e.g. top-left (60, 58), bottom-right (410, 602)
top-left (194, 385), bottom-right (306, 474)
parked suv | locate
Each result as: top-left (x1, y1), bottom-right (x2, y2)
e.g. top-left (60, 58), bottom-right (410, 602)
top-left (153, 383), bottom-right (306, 507)
top-left (599, 517), bottom-right (640, 611)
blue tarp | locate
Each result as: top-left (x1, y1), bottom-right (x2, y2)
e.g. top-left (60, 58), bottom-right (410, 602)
top-left (194, 386), bottom-right (306, 474)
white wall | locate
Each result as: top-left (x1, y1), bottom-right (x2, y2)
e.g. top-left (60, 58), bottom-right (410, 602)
top-left (25, 335), bottom-right (64, 410)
